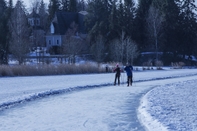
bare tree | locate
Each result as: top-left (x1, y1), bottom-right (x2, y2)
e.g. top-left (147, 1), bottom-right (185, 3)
top-left (110, 31), bottom-right (138, 64)
top-left (9, 0), bottom-right (30, 64)
top-left (146, 5), bottom-right (163, 60)
top-left (125, 37), bottom-right (138, 64)
top-left (110, 38), bottom-right (122, 63)
top-left (29, 0), bottom-right (47, 48)
top-left (31, 29), bottom-right (45, 47)
top-left (91, 34), bottom-right (105, 63)
top-left (110, 31), bottom-right (126, 63)
top-left (62, 22), bottom-right (86, 64)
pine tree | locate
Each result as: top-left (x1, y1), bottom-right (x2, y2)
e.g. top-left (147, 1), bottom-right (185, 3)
top-left (177, 0), bottom-right (197, 58)
top-left (108, 0), bottom-right (119, 40)
top-left (133, 0), bottom-right (153, 51)
top-left (162, 0), bottom-right (182, 59)
top-left (69, 0), bottom-right (77, 12)
top-left (85, 0), bottom-right (110, 43)
top-left (0, 0), bottom-right (9, 64)
top-left (39, 0), bottom-right (48, 31)
top-left (78, 0), bottom-right (86, 11)
top-left (48, 0), bottom-right (61, 23)
top-left (61, 0), bottom-right (69, 11)
top-left (117, 0), bottom-right (125, 32)
top-left (108, 0), bottom-right (136, 39)
top-left (122, 0), bottom-right (136, 37)
top-left (61, 0), bottom-right (78, 12)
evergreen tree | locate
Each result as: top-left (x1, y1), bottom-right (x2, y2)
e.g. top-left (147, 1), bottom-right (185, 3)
top-left (0, 0), bottom-right (9, 64)
top-left (108, 0), bottom-right (119, 40)
top-left (85, 0), bottom-right (110, 43)
top-left (61, 0), bottom-right (69, 11)
top-left (48, 0), bottom-right (61, 23)
top-left (122, 0), bottom-right (136, 37)
top-left (162, 0), bottom-right (182, 59)
top-left (177, 0), bottom-right (197, 58)
top-left (69, 0), bottom-right (77, 12)
top-left (7, 0), bottom-right (13, 12)
top-left (116, 0), bottom-right (125, 32)
top-left (61, 0), bottom-right (78, 12)
top-left (108, 0), bottom-right (136, 39)
top-left (78, 0), bottom-right (86, 11)
top-left (39, 0), bottom-right (49, 31)
top-left (133, 0), bottom-right (152, 51)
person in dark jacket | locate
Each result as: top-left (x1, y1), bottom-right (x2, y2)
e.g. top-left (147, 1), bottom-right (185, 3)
top-left (113, 64), bottom-right (121, 85)
top-left (124, 64), bottom-right (133, 86)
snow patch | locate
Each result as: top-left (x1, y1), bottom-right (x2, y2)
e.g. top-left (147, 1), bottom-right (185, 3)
top-left (138, 90), bottom-right (168, 131)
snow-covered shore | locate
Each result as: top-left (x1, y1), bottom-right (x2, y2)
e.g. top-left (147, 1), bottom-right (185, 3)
top-left (139, 78), bottom-right (197, 131)
top-left (1, 68), bottom-right (197, 130)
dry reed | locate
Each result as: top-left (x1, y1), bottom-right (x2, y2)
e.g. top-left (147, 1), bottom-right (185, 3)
top-left (0, 63), bottom-right (107, 77)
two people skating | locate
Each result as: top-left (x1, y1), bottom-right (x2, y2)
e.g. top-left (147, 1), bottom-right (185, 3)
top-left (113, 63), bottom-right (133, 86)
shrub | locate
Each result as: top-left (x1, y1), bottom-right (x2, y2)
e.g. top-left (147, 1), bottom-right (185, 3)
top-left (171, 62), bottom-right (185, 69)
top-left (155, 61), bottom-right (163, 70)
top-left (0, 63), bottom-right (107, 77)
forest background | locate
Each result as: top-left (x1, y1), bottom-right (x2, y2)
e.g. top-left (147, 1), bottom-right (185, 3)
top-left (0, 0), bottom-right (197, 67)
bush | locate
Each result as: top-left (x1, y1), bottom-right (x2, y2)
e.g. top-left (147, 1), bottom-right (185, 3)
top-left (155, 60), bottom-right (163, 70)
top-left (171, 62), bottom-right (185, 69)
top-left (0, 63), bottom-right (107, 77)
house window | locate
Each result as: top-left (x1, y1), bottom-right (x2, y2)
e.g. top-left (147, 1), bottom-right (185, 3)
top-left (49, 40), bottom-right (51, 45)
top-left (29, 20), bottom-right (33, 26)
top-left (36, 19), bottom-right (39, 26)
top-left (57, 40), bottom-right (59, 44)
top-left (34, 19), bottom-right (36, 26)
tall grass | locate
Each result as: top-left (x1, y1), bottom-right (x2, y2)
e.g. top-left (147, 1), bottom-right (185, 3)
top-left (0, 63), bottom-right (107, 77)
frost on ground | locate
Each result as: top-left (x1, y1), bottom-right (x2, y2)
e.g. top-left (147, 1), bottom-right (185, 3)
top-left (140, 79), bottom-right (197, 131)
top-left (1, 69), bottom-right (197, 131)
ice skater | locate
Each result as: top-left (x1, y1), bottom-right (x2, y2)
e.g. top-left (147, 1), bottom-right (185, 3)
top-left (113, 64), bottom-right (121, 86)
top-left (124, 63), bottom-right (133, 86)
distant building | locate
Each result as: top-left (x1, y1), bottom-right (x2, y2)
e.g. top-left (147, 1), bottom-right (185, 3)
top-left (28, 10), bottom-right (40, 27)
top-left (45, 11), bottom-right (88, 54)
top-left (28, 10), bottom-right (45, 48)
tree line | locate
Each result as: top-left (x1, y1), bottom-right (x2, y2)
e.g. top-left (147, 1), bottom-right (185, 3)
top-left (0, 0), bottom-right (197, 65)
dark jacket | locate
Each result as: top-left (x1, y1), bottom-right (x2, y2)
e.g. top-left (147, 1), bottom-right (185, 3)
top-left (124, 65), bottom-right (133, 76)
top-left (114, 67), bottom-right (121, 76)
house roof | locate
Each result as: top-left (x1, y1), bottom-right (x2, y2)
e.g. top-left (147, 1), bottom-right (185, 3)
top-left (28, 10), bottom-right (40, 18)
top-left (51, 11), bottom-right (88, 35)
top-left (55, 11), bottom-right (78, 35)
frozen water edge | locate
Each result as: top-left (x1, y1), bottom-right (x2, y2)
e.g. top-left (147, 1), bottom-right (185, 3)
top-left (138, 78), bottom-right (197, 131)
top-left (1, 69), bottom-right (197, 130)
top-left (138, 88), bottom-right (169, 131)
top-left (139, 78), bottom-right (197, 131)
top-left (1, 71), bottom-right (197, 112)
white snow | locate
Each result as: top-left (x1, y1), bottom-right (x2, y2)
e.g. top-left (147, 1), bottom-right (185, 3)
top-left (139, 78), bottom-right (197, 131)
top-left (0, 68), bottom-right (197, 131)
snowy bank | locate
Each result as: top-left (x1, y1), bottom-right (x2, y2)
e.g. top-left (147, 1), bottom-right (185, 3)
top-left (1, 69), bottom-right (197, 130)
top-left (139, 79), bottom-right (197, 131)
